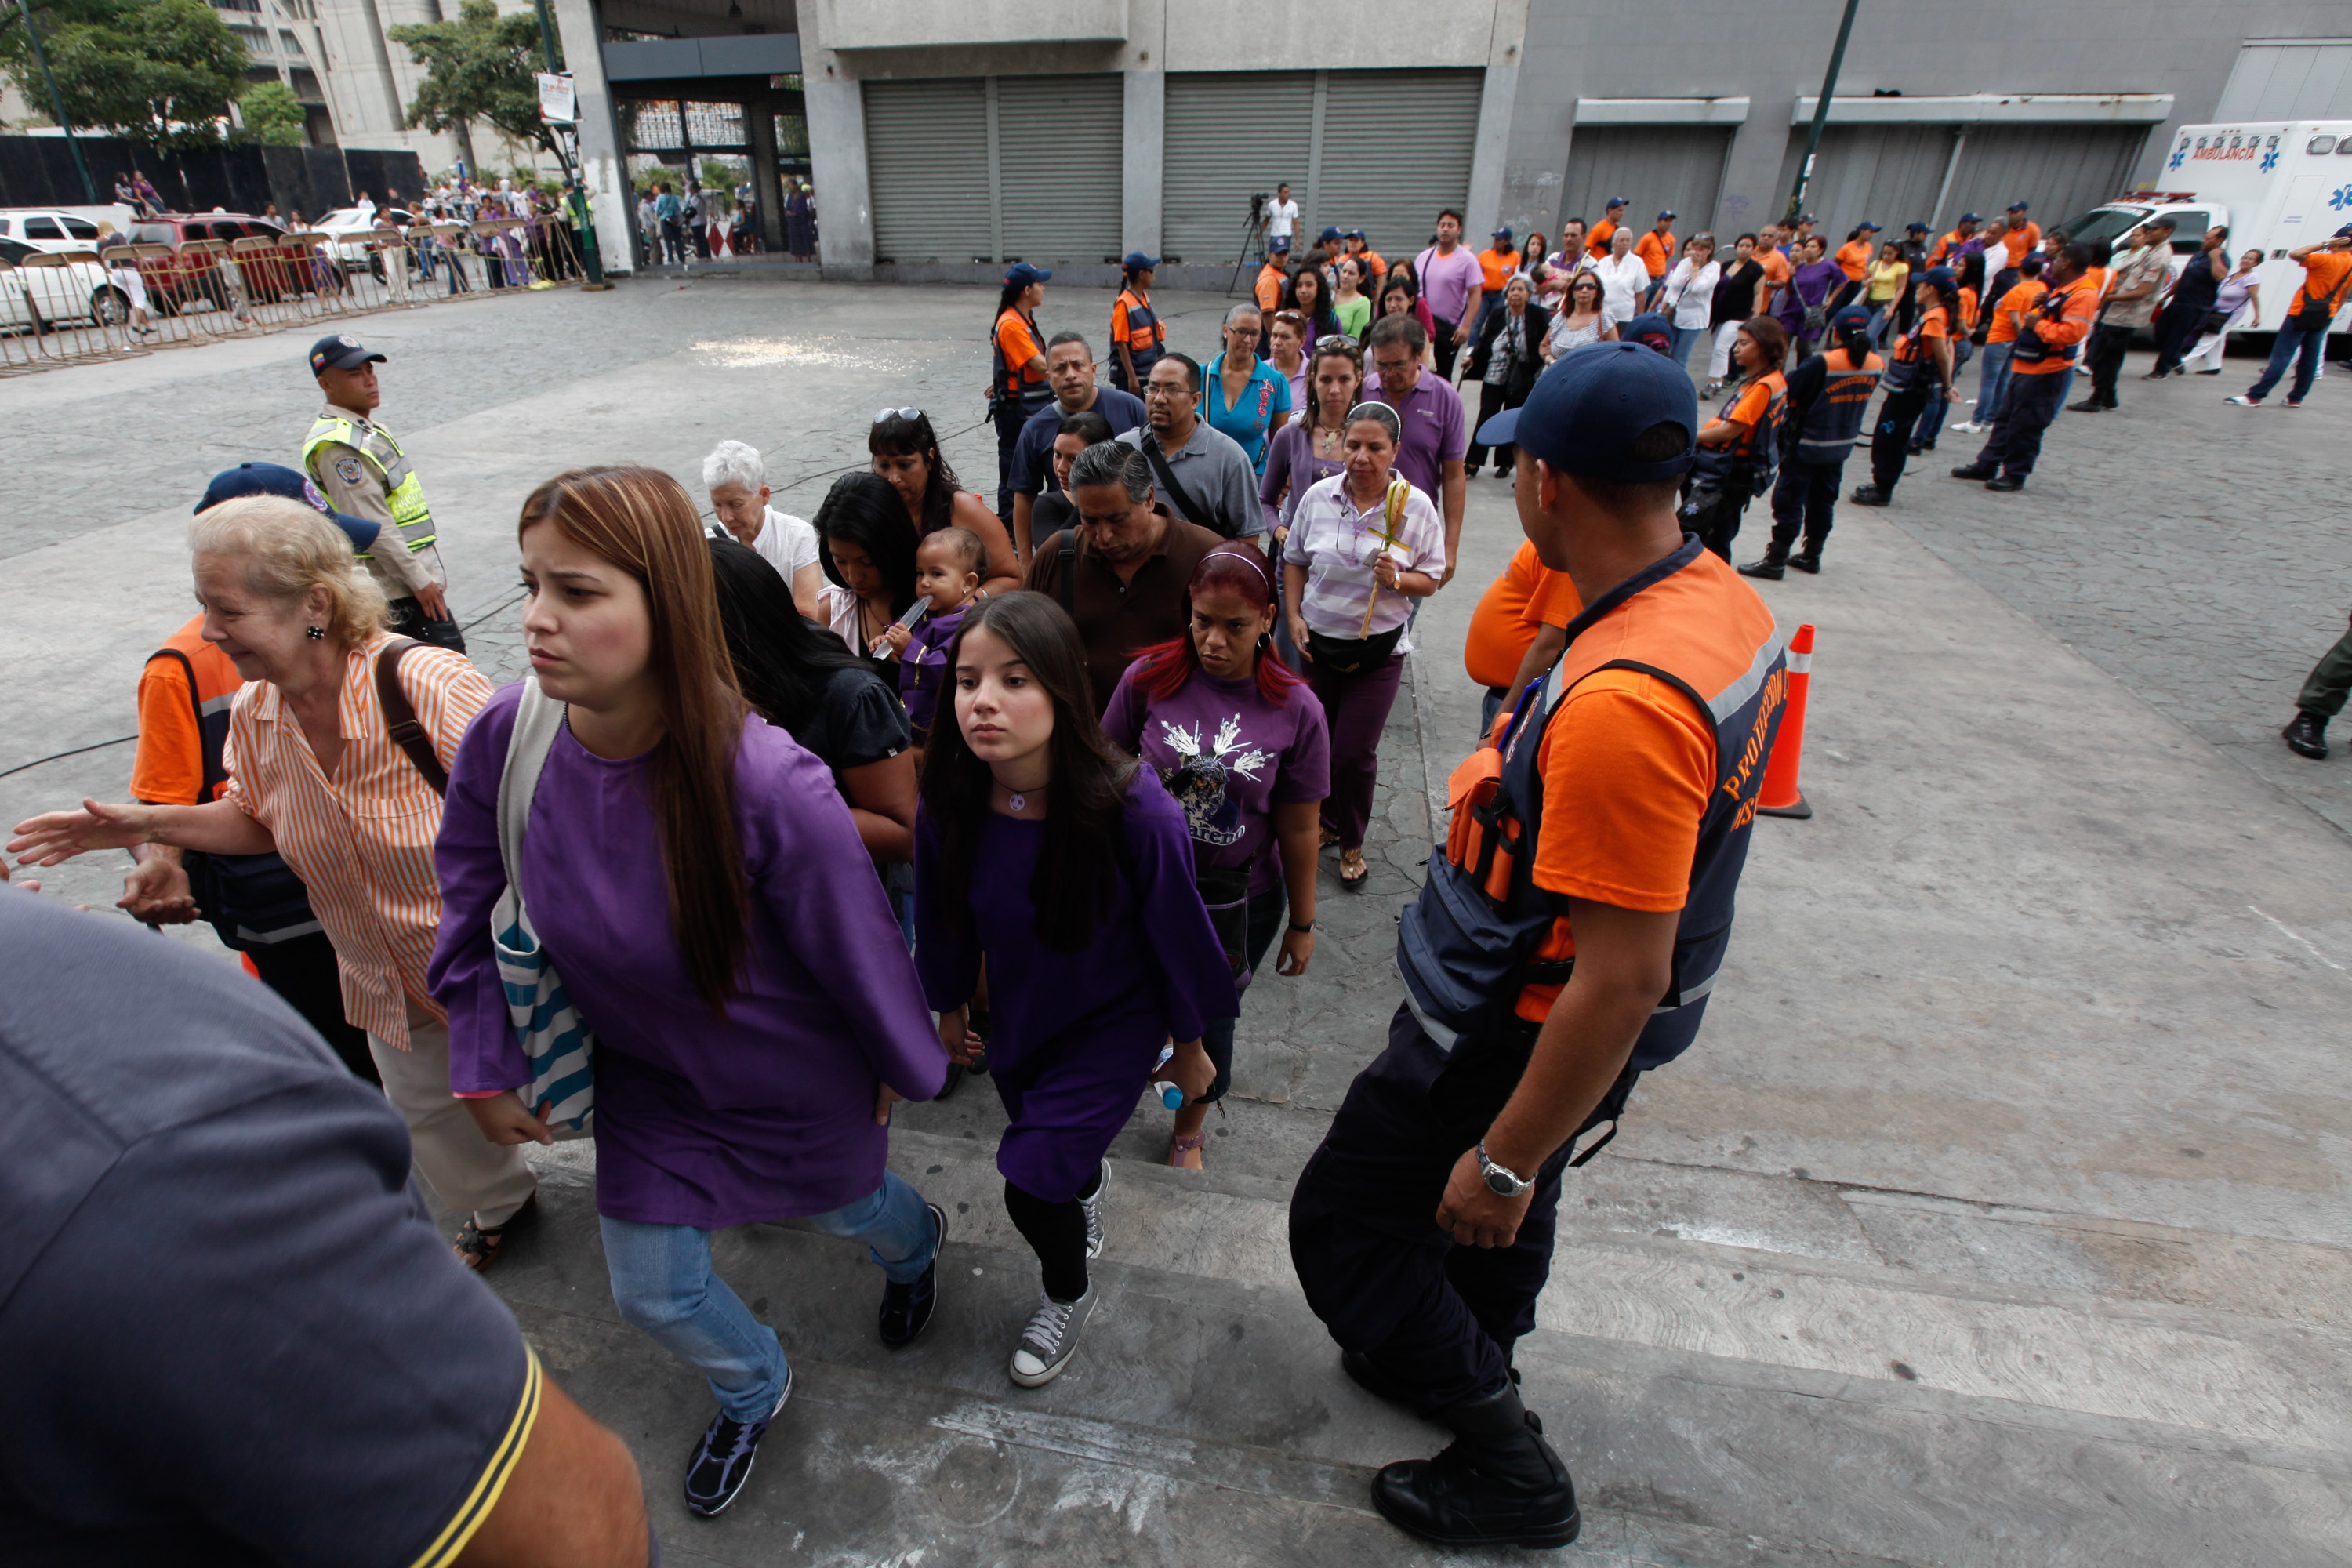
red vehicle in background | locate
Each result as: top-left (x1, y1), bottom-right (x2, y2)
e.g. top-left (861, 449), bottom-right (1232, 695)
top-left (125, 213), bottom-right (344, 314)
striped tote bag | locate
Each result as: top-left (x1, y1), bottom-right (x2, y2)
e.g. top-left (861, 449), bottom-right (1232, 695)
top-left (493, 677), bottom-right (595, 1134)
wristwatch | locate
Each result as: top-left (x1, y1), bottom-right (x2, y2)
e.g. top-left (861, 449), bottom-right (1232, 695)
top-left (1476, 1142), bottom-right (1532, 1197)
top-left (1289, 920), bottom-right (1316, 934)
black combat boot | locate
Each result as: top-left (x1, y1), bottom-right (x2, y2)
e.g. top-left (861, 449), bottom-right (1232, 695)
top-left (1370, 1382), bottom-right (1580, 1549)
top-left (1788, 535), bottom-right (1826, 574)
top-left (1737, 541), bottom-right (1789, 580)
top-left (2283, 711), bottom-right (2329, 760)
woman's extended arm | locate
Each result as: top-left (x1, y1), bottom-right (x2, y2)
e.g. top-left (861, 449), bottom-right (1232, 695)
top-left (10, 796), bottom-right (274, 866)
top-left (949, 492), bottom-right (1025, 598)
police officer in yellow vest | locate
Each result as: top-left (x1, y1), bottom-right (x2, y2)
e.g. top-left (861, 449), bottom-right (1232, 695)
top-left (302, 335), bottom-right (465, 652)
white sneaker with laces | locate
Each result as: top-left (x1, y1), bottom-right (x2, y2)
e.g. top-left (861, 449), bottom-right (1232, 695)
top-left (1011, 1285), bottom-right (1098, 1387)
top-left (2225, 394), bottom-right (2262, 407)
top-left (1079, 1163), bottom-right (1108, 1259)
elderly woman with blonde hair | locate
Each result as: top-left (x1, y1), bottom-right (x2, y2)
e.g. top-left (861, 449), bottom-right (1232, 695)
top-left (9, 493), bottom-right (537, 1271)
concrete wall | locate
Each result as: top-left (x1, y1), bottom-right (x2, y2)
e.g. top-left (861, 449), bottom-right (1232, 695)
top-left (1503, 0), bottom-right (2352, 241)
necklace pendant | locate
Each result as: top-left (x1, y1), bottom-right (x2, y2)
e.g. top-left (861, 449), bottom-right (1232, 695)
top-left (1009, 792), bottom-right (1026, 811)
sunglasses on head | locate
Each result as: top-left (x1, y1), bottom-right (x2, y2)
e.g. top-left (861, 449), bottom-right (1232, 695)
top-left (873, 407), bottom-right (922, 423)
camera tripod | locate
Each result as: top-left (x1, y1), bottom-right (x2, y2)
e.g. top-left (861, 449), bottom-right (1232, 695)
top-left (1227, 192), bottom-right (1272, 296)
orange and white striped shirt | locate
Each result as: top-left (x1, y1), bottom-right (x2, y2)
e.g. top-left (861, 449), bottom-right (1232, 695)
top-left (224, 633), bottom-right (492, 1048)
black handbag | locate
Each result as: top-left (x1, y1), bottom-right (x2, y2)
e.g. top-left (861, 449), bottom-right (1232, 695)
top-left (1194, 861), bottom-right (1252, 978)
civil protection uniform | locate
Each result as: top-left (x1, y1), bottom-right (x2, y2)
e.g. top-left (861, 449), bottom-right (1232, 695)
top-left (1762, 342), bottom-right (1881, 563)
top-left (1864, 300), bottom-right (1948, 499)
top-left (303, 406), bottom-right (465, 652)
top-left (1680, 370), bottom-right (1785, 561)
top-left (991, 302), bottom-right (1053, 524)
top-left (1111, 285), bottom-right (1166, 392)
top-left (136, 619), bottom-right (376, 1084)
top-left (1288, 535), bottom-right (1788, 1412)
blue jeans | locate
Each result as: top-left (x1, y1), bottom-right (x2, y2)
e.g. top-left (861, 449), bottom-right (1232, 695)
top-left (1664, 323), bottom-right (1700, 368)
top-left (1974, 340), bottom-right (2013, 424)
top-left (601, 1171), bottom-right (938, 1421)
top-left (2249, 317), bottom-right (2327, 403)
top-left (1917, 339), bottom-right (1972, 440)
top-left (1864, 302), bottom-right (1896, 347)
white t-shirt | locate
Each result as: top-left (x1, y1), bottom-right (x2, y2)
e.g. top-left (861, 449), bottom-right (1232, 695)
top-left (1268, 197), bottom-right (1300, 239)
top-left (1592, 252), bottom-right (1650, 322)
top-left (753, 505), bottom-right (818, 584)
top-left (1661, 259), bottom-right (1720, 330)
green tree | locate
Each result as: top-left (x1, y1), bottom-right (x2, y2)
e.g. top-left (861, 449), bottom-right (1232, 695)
top-left (387, 0), bottom-right (560, 162)
top-left (0, 0), bottom-right (248, 153)
top-left (237, 78), bottom-right (306, 147)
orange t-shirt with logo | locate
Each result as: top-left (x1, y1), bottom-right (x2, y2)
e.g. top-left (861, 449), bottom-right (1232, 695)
top-left (1478, 247), bottom-right (1522, 292)
top-left (1465, 541), bottom-right (1584, 691)
top-left (2000, 223), bottom-right (2042, 266)
top-left (1834, 241), bottom-right (1871, 281)
top-left (1634, 229), bottom-right (1675, 279)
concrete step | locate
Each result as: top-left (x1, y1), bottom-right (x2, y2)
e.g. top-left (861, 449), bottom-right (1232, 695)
top-left (494, 1127), bottom-right (2352, 1567)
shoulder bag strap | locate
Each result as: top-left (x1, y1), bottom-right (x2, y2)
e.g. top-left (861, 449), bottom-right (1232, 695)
top-left (1054, 528), bottom-right (1076, 615)
top-left (1140, 434), bottom-right (1224, 538)
top-left (375, 638), bottom-right (448, 795)
top-left (495, 677), bottom-right (569, 895)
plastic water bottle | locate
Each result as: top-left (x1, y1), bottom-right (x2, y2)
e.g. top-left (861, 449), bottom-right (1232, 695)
top-left (1152, 1045), bottom-right (1185, 1109)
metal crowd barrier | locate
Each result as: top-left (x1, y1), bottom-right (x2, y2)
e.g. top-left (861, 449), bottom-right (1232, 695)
top-left (0, 213), bottom-right (594, 376)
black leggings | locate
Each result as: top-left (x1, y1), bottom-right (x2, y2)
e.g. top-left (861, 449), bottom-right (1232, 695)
top-left (1004, 1166), bottom-right (1104, 1302)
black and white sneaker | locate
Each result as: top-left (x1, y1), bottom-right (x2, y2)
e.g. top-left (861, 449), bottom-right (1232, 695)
top-left (880, 1203), bottom-right (946, 1348)
top-left (1079, 1163), bottom-right (1109, 1259)
top-left (1010, 1284), bottom-right (1098, 1387)
top-left (682, 1367), bottom-right (792, 1518)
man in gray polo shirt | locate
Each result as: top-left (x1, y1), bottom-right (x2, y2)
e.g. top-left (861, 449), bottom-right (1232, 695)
top-left (1117, 353), bottom-right (1261, 542)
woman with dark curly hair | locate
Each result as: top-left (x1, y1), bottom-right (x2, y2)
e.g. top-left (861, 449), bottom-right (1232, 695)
top-left (868, 408), bottom-right (1022, 597)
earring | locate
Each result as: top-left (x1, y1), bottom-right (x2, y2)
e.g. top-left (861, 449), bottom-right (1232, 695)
top-left (1256, 631), bottom-right (1274, 653)
top-left (305, 625), bottom-right (325, 641)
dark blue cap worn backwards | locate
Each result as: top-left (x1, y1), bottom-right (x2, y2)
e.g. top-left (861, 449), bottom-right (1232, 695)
top-left (1475, 340), bottom-right (1697, 484)
top-left (196, 462), bottom-right (382, 553)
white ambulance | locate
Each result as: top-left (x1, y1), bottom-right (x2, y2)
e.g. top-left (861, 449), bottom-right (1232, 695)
top-left (2053, 120), bottom-right (2352, 340)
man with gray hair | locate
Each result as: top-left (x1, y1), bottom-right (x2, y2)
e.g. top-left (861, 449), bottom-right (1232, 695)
top-left (702, 439), bottom-right (822, 619)
top-left (1116, 353), bottom-right (1261, 543)
top-left (1024, 438), bottom-right (1225, 712)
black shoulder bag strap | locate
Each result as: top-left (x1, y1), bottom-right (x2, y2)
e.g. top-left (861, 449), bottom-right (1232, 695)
top-left (1038, 529), bottom-right (1075, 615)
top-left (375, 637), bottom-right (448, 795)
top-left (1140, 434), bottom-right (1228, 539)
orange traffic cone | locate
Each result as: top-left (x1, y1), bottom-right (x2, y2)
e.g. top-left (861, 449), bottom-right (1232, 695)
top-left (1758, 623), bottom-right (1815, 820)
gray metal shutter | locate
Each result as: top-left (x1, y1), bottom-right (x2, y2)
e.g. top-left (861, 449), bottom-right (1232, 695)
top-left (865, 78), bottom-right (992, 263)
top-left (1319, 70), bottom-right (1483, 263)
top-left (2216, 41), bottom-right (2352, 120)
top-left (1774, 123), bottom-right (1956, 242)
top-left (1944, 125), bottom-right (2152, 238)
top-left (997, 73), bottom-right (1125, 264)
top-left (1558, 125), bottom-right (1735, 237)
top-left (1162, 72), bottom-right (1316, 267)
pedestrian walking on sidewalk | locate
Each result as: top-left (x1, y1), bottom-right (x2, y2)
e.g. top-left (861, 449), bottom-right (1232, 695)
top-left (8, 494), bottom-right (539, 1273)
top-left (1102, 544), bottom-right (1330, 1169)
top-left (2148, 225), bottom-right (2230, 378)
top-left (1288, 342), bottom-right (1788, 1552)
top-left (1283, 401), bottom-right (1446, 889)
top-left (430, 466), bottom-right (949, 1520)
top-left (1740, 307), bottom-right (1880, 579)
top-left (915, 593), bottom-right (1236, 1389)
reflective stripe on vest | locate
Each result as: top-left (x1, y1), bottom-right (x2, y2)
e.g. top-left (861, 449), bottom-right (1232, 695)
top-left (1396, 535), bottom-right (1788, 1070)
top-left (303, 414), bottom-right (436, 557)
top-left (1116, 290), bottom-right (1165, 385)
top-left (993, 309), bottom-right (1051, 407)
top-left (1794, 353), bottom-right (1882, 464)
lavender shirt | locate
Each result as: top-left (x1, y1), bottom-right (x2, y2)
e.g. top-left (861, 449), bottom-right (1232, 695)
top-left (1258, 416), bottom-right (1347, 532)
top-left (1362, 369), bottom-right (1470, 501)
top-left (913, 770), bottom-right (1236, 1200)
top-left (430, 684), bottom-right (946, 1229)
top-left (1101, 664), bottom-right (1331, 896)
top-left (1416, 243), bottom-right (1485, 329)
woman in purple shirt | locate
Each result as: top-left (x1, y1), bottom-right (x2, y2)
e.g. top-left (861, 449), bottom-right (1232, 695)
top-left (916, 593), bottom-right (1236, 1388)
top-left (430, 466), bottom-right (949, 1520)
top-left (1102, 546), bottom-right (1329, 1168)
top-left (1780, 235), bottom-right (1846, 361)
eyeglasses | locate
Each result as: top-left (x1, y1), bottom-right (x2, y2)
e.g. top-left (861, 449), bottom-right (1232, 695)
top-left (873, 407), bottom-right (923, 423)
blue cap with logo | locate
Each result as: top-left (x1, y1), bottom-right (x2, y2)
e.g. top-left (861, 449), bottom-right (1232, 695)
top-left (1494, 225), bottom-right (1514, 242)
top-left (1004, 261), bottom-right (1053, 286)
top-left (1960, 212), bottom-right (1982, 223)
top-left (308, 334), bottom-right (383, 375)
top-left (2008, 200), bottom-right (2031, 212)
top-left (1475, 340), bottom-right (1697, 483)
top-left (1605, 196), bottom-right (1628, 209)
top-left (1319, 225), bottom-right (1344, 243)
top-left (195, 461), bottom-right (381, 553)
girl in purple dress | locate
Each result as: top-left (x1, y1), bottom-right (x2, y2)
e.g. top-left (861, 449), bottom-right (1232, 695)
top-left (1102, 546), bottom-right (1330, 1168)
top-left (915, 593), bottom-right (1237, 1388)
top-left (431, 466), bottom-right (949, 1519)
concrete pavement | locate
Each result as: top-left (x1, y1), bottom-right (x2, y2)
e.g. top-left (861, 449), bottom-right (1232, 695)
top-left (2, 278), bottom-right (2347, 1566)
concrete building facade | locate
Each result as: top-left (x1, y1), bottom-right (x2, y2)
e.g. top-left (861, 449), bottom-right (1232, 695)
top-left (541, 0), bottom-right (2352, 278)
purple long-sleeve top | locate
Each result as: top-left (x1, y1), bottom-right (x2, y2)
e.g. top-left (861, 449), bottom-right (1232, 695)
top-left (1779, 258), bottom-right (1846, 340)
top-left (913, 769), bottom-right (1237, 1198)
top-left (429, 683), bottom-right (946, 1229)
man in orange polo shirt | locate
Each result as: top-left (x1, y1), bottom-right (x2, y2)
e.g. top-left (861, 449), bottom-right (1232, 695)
top-left (1256, 252), bottom-right (1289, 314)
top-left (1633, 209), bottom-right (1676, 308)
top-left (1472, 225), bottom-right (1523, 344)
top-left (1290, 343), bottom-right (1786, 1548)
top-left (1752, 222), bottom-right (1794, 325)
top-left (1954, 251), bottom-right (2045, 434)
top-left (1585, 196), bottom-right (1626, 260)
top-left (1953, 241), bottom-right (2096, 491)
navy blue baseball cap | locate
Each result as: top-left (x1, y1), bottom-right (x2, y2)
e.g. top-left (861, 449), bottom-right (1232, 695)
top-left (1122, 250), bottom-right (1160, 270)
top-left (1477, 340), bottom-right (1697, 483)
top-left (1960, 212), bottom-right (1982, 223)
top-left (1319, 225), bottom-right (1344, 243)
top-left (1345, 228), bottom-right (1367, 240)
top-left (1921, 267), bottom-right (1956, 293)
top-left (1494, 225), bottom-right (1514, 241)
top-left (1005, 261), bottom-right (1053, 285)
top-left (1657, 209), bottom-right (1676, 221)
top-left (1619, 312), bottom-right (1677, 355)
top-left (2007, 200), bottom-right (2030, 212)
top-left (308, 334), bottom-right (383, 375)
top-left (1907, 221), bottom-right (1929, 234)
top-left (1605, 196), bottom-right (1628, 209)
top-left (1858, 220), bottom-right (1882, 231)
top-left (196, 461), bottom-right (381, 552)
top-left (1829, 303), bottom-right (1871, 335)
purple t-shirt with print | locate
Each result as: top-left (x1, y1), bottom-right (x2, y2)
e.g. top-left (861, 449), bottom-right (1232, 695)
top-left (898, 604), bottom-right (967, 746)
top-left (1101, 662), bottom-right (1331, 896)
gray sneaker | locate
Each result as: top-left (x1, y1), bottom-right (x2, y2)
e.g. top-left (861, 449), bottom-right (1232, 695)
top-left (1079, 1162), bottom-right (1108, 1259)
top-left (1011, 1284), bottom-right (1098, 1387)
